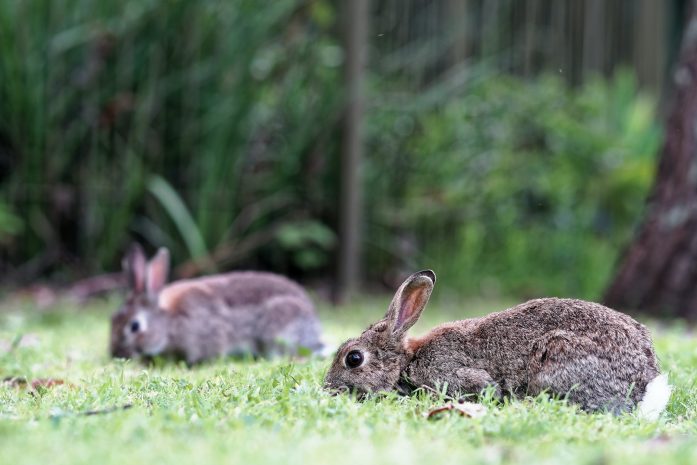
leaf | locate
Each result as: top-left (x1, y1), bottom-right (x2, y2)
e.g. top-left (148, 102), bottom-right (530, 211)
top-left (3, 377), bottom-right (71, 393)
top-left (147, 175), bottom-right (211, 265)
top-left (2, 376), bottom-right (28, 388)
top-left (426, 401), bottom-right (487, 420)
top-left (276, 220), bottom-right (336, 249)
top-left (31, 378), bottom-right (67, 390)
top-left (0, 201), bottom-right (23, 239)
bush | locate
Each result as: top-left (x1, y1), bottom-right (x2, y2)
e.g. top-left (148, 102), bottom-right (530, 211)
top-left (365, 71), bottom-right (660, 299)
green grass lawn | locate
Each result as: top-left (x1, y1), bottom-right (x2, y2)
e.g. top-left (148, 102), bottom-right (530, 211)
top-left (1, 296), bottom-right (696, 465)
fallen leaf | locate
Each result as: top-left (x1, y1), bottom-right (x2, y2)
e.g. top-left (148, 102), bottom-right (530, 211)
top-left (31, 378), bottom-right (66, 389)
top-left (426, 401), bottom-right (487, 419)
top-left (3, 376), bottom-right (28, 388)
top-left (3, 376), bottom-right (71, 392)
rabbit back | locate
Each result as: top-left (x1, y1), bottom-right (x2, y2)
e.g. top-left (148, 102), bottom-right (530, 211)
top-left (161, 271), bottom-right (323, 363)
top-left (406, 298), bottom-right (660, 412)
top-left (158, 271), bottom-right (311, 312)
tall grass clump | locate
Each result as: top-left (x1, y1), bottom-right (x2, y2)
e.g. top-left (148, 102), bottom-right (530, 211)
top-left (0, 0), bottom-right (341, 278)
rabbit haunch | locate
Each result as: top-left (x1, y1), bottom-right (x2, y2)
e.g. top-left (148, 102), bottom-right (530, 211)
top-left (324, 270), bottom-right (670, 416)
top-left (110, 244), bottom-right (325, 363)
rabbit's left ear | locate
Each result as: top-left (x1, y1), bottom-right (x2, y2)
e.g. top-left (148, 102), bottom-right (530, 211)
top-left (123, 243), bottom-right (147, 294)
top-left (385, 270), bottom-right (436, 336)
top-left (146, 248), bottom-right (170, 296)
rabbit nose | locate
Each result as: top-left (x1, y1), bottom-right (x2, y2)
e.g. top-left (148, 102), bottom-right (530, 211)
top-left (111, 345), bottom-right (132, 358)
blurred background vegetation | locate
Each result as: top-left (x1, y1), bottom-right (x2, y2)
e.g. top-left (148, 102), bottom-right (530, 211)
top-left (0, 0), bottom-right (686, 301)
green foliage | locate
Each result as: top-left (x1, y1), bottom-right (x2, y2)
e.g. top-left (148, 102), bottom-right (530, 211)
top-left (365, 71), bottom-right (660, 299)
top-left (0, 202), bottom-right (23, 243)
top-left (276, 220), bottom-right (336, 270)
top-left (0, 300), bottom-right (695, 465)
top-left (0, 0), bottom-right (661, 300)
top-left (0, 0), bottom-right (341, 273)
top-left (147, 175), bottom-right (210, 265)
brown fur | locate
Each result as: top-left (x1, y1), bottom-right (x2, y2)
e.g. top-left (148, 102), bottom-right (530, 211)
top-left (405, 324), bottom-right (458, 353)
top-left (110, 244), bottom-right (324, 364)
top-left (324, 270), bottom-right (662, 413)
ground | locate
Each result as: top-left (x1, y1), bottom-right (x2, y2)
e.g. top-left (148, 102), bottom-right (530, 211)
top-left (0, 296), bottom-right (695, 465)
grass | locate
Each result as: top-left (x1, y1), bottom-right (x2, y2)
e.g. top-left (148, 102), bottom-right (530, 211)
top-left (0, 296), bottom-right (696, 465)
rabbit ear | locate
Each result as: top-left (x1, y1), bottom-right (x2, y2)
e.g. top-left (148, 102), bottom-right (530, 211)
top-left (123, 243), bottom-right (147, 293)
top-left (385, 270), bottom-right (436, 336)
top-left (146, 247), bottom-right (170, 296)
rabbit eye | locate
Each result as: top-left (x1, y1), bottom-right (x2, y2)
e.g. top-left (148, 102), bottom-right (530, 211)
top-left (124, 313), bottom-right (147, 337)
top-left (345, 350), bottom-right (364, 369)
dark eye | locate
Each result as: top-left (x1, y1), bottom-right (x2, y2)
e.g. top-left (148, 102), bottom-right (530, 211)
top-left (345, 350), bottom-right (364, 369)
top-left (130, 320), bottom-right (140, 333)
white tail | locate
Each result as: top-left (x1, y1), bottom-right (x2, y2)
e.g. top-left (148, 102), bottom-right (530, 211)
top-left (637, 374), bottom-right (671, 421)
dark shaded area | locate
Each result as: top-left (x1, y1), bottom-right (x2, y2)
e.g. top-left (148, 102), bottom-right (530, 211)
top-left (605, 0), bottom-right (697, 321)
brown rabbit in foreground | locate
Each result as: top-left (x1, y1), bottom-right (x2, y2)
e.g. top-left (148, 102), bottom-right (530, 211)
top-left (110, 244), bottom-right (325, 364)
top-left (324, 270), bottom-right (670, 418)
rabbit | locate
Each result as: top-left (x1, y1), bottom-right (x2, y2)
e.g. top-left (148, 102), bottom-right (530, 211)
top-left (324, 270), bottom-right (671, 418)
top-left (110, 243), bottom-right (325, 364)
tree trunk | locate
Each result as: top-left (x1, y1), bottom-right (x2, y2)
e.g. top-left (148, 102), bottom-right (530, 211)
top-left (633, 0), bottom-right (667, 93)
top-left (604, 0), bottom-right (697, 320)
top-left (335, 0), bottom-right (368, 303)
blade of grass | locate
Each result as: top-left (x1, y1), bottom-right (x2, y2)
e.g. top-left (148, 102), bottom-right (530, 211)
top-left (147, 174), bottom-right (212, 270)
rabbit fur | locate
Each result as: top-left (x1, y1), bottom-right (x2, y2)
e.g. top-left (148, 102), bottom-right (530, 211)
top-left (324, 270), bottom-right (670, 416)
top-left (110, 244), bottom-right (324, 364)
